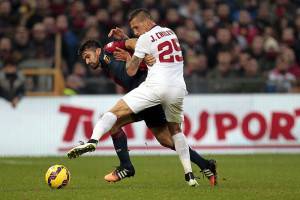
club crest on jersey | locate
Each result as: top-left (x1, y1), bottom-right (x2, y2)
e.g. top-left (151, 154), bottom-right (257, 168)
top-left (103, 55), bottom-right (111, 64)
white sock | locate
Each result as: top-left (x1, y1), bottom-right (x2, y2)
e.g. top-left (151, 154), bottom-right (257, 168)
top-left (172, 132), bottom-right (192, 174)
top-left (90, 112), bottom-right (117, 141)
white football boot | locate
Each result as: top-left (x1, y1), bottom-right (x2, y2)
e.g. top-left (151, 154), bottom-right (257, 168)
top-left (67, 140), bottom-right (97, 159)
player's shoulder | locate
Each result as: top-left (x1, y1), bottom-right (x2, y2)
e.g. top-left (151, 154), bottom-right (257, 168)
top-left (136, 33), bottom-right (150, 45)
top-left (103, 42), bottom-right (115, 53)
top-left (104, 41), bottom-right (126, 53)
top-left (141, 25), bottom-right (161, 37)
top-left (102, 54), bottom-right (112, 65)
top-left (152, 25), bottom-right (172, 32)
top-left (139, 31), bottom-right (151, 39)
top-left (146, 26), bottom-right (174, 36)
top-left (99, 50), bottom-right (113, 66)
top-left (160, 26), bottom-right (175, 34)
top-left (98, 54), bottom-right (110, 68)
top-left (137, 27), bottom-right (157, 42)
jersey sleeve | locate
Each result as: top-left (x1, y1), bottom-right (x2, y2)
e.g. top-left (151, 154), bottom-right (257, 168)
top-left (104, 41), bottom-right (126, 53)
top-left (133, 34), bottom-right (151, 59)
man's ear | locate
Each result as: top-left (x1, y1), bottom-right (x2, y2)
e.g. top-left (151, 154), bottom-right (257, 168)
top-left (96, 48), bottom-right (102, 56)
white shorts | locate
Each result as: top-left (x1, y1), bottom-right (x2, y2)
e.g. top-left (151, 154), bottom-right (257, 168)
top-left (122, 83), bottom-right (186, 123)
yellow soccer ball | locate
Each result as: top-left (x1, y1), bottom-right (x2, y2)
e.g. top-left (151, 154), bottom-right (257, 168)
top-left (45, 165), bottom-right (71, 189)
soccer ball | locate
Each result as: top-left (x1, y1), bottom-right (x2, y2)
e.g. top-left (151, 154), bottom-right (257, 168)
top-left (45, 165), bottom-right (71, 189)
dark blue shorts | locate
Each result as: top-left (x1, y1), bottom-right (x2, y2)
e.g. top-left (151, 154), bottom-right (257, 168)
top-left (132, 104), bottom-right (167, 128)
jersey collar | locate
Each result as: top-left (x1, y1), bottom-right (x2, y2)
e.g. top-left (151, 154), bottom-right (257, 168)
top-left (149, 24), bottom-right (158, 31)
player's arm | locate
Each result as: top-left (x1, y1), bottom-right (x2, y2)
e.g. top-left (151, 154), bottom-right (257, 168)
top-left (125, 35), bottom-right (151, 76)
top-left (114, 47), bottom-right (156, 66)
top-left (107, 27), bottom-right (138, 51)
top-left (105, 39), bottom-right (137, 53)
top-left (125, 38), bottom-right (137, 50)
top-left (126, 55), bottom-right (143, 76)
top-left (108, 27), bottom-right (129, 40)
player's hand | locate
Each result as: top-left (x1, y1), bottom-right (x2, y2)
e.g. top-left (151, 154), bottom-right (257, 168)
top-left (108, 27), bottom-right (129, 40)
top-left (114, 47), bottom-right (131, 61)
top-left (144, 54), bottom-right (156, 66)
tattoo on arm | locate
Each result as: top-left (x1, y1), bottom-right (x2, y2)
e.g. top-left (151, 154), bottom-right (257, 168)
top-left (126, 55), bottom-right (143, 76)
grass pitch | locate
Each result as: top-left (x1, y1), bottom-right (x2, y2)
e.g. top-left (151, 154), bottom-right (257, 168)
top-left (0, 154), bottom-right (299, 200)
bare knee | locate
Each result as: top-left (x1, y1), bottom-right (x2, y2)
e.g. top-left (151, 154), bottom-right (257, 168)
top-left (109, 99), bottom-right (133, 118)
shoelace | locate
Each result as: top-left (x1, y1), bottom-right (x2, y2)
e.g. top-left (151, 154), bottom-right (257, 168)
top-left (200, 169), bottom-right (214, 179)
top-left (112, 166), bottom-right (126, 174)
top-left (114, 166), bottom-right (130, 179)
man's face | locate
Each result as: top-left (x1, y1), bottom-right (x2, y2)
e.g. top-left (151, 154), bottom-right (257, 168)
top-left (3, 63), bottom-right (17, 74)
top-left (130, 18), bottom-right (148, 37)
top-left (82, 48), bottom-right (101, 69)
top-left (217, 28), bottom-right (231, 44)
top-left (33, 23), bottom-right (46, 42)
top-left (218, 52), bottom-right (232, 73)
top-left (15, 26), bottom-right (29, 45)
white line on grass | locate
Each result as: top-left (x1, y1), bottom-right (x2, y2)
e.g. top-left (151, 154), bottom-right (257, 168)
top-left (0, 160), bottom-right (34, 165)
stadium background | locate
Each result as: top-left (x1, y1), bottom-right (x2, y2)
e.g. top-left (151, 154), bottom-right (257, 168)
top-left (0, 0), bottom-right (300, 199)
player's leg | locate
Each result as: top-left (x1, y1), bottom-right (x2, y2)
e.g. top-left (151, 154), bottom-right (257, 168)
top-left (105, 115), bottom-right (138, 182)
top-left (167, 122), bottom-right (198, 186)
top-left (104, 128), bottom-right (135, 182)
top-left (111, 129), bottom-right (134, 169)
top-left (113, 85), bottom-right (198, 186)
top-left (151, 126), bottom-right (174, 148)
top-left (159, 86), bottom-right (197, 186)
top-left (67, 83), bottom-right (161, 159)
top-left (67, 99), bottom-right (133, 159)
top-left (151, 126), bottom-right (217, 185)
top-left (132, 104), bottom-right (218, 185)
top-left (141, 105), bottom-right (214, 169)
top-left (135, 105), bottom-right (175, 149)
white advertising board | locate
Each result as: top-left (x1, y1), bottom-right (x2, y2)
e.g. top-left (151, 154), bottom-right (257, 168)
top-left (0, 94), bottom-right (299, 156)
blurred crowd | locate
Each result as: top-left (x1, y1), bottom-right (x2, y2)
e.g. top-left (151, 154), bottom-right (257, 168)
top-left (1, 0), bottom-right (300, 106)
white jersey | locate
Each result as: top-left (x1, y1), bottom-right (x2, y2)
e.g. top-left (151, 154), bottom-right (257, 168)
top-left (134, 25), bottom-right (186, 89)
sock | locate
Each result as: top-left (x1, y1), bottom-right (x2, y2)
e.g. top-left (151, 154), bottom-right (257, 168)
top-left (111, 128), bottom-right (133, 169)
top-left (189, 147), bottom-right (209, 170)
top-left (91, 112), bottom-right (117, 141)
top-left (172, 132), bottom-right (192, 174)
top-left (169, 145), bottom-right (209, 170)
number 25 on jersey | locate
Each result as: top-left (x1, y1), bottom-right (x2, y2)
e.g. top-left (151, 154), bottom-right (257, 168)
top-left (157, 38), bottom-right (183, 63)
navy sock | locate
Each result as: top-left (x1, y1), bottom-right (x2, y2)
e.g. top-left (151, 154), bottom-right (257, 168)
top-left (111, 129), bottom-right (133, 169)
top-left (189, 147), bottom-right (209, 170)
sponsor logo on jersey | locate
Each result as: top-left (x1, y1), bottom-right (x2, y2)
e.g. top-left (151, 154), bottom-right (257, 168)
top-left (104, 55), bottom-right (111, 64)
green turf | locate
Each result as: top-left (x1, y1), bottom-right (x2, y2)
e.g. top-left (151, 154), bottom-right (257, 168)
top-left (0, 155), bottom-right (300, 200)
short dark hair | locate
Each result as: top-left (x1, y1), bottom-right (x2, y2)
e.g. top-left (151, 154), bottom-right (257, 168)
top-left (128, 8), bottom-right (153, 22)
top-left (78, 40), bottom-right (102, 57)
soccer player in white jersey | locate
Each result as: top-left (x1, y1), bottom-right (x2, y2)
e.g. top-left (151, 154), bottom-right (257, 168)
top-left (67, 8), bottom-right (198, 186)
